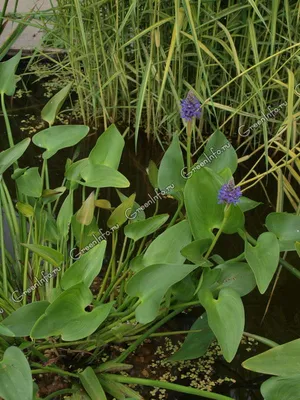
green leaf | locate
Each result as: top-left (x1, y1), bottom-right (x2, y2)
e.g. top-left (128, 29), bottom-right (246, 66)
top-left (0, 51), bottom-right (22, 95)
top-left (238, 197), bottom-right (261, 212)
top-left (245, 232), bottom-right (279, 294)
top-left (107, 194), bottom-right (135, 228)
top-left (16, 167), bottom-right (42, 197)
top-left (0, 324), bottom-right (15, 337)
top-left (142, 220), bottom-right (192, 267)
top-left (65, 159), bottom-right (89, 182)
top-left (99, 376), bottom-right (143, 400)
top-left (124, 214), bottom-right (169, 242)
top-left (147, 160), bottom-right (158, 189)
top-left (71, 214), bottom-right (100, 248)
top-left (169, 313), bottom-right (215, 361)
top-left (89, 124), bottom-right (125, 170)
top-left (16, 202), bottom-right (34, 218)
top-left (1, 301), bottom-right (49, 337)
top-left (41, 83), bottom-right (72, 126)
top-left (79, 367), bottom-right (107, 400)
top-left (116, 190), bottom-right (145, 221)
top-left (158, 134), bottom-right (186, 195)
top-left (79, 163), bottom-right (130, 189)
top-left (32, 125), bottom-right (89, 159)
top-left (61, 241), bottom-right (106, 290)
top-left (265, 212), bottom-right (300, 251)
top-left (31, 283), bottom-right (114, 340)
top-left (57, 192), bottom-right (73, 236)
top-left (76, 192), bottom-right (95, 226)
top-left (242, 339), bottom-right (300, 376)
top-left (42, 186), bottom-right (66, 204)
top-left (21, 244), bottom-right (64, 267)
top-left (260, 375), bottom-right (300, 400)
top-left (197, 130), bottom-right (238, 174)
top-left (184, 167), bottom-right (223, 240)
top-left (0, 138), bottom-right (30, 175)
top-left (0, 346), bottom-right (33, 400)
top-left (180, 239), bottom-right (213, 266)
top-left (212, 262), bottom-right (256, 297)
top-left (199, 288), bottom-right (245, 362)
top-left (126, 263), bottom-right (199, 323)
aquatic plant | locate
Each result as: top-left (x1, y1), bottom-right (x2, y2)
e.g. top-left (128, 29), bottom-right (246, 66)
top-left (0, 53), bottom-right (300, 400)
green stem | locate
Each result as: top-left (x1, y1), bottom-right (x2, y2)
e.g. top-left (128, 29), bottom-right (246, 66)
top-left (204, 204), bottom-right (231, 259)
top-left (31, 364), bottom-right (78, 378)
top-left (114, 308), bottom-right (185, 363)
top-left (103, 374), bottom-right (234, 400)
top-left (0, 197), bottom-right (7, 296)
top-left (186, 120), bottom-right (192, 172)
top-left (168, 198), bottom-right (184, 228)
top-left (1, 92), bottom-right (14, 148)
top-left (243, 331), bottom-right (279, 348)
top-left (121, 329), bottom-right (204, 342)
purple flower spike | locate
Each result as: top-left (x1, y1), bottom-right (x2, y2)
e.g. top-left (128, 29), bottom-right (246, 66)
top-left (218, 181), bottom-right (242, 206)
top-left (180, 90), bottom-right (202, 121)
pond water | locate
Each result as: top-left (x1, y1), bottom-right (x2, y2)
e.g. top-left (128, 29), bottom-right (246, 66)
top-left (0, 63), bottom-right (299, 400)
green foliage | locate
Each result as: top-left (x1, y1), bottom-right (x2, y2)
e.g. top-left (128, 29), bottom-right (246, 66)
top-left (169, 313), bottom-right (215, 361)
top-left (31, 283), bottom-right (114, 340)
top-left (198, 288), bottom-right (245, 362)
top-left (0, 346), bottom-right (33, 400)
top-left (32, 125), bottom-right (90, 159)
top-left (245, 232), bottom-right (280, 294)
top-left (41, 83), bottom-right (72, 126)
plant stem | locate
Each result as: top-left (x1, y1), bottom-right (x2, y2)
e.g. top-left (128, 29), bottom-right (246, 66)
top-left (1, 92), bottom-right (14, 148)
top-left (204, 204), bottom-right (231, 259)
top-left (243, 332), bottom-right (279, 348)
top-left (103, 374), bottom-right (234, 400)
top-left (114, 308), bottom-right (185, 363)
top-left (186, 120), bottom-right (192, 172)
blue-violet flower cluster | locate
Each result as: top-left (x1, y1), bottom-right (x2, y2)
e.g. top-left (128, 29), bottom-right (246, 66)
top-left (180, 91), bottom-right (202, 121)
top-left (218, 181), bottom-right (242, 205)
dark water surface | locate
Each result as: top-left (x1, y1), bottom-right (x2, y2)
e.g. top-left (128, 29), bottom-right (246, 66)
top-left (0, 67), bottom-right (299, 400)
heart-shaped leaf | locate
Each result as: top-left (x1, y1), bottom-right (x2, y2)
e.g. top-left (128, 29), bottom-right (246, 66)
top-left (0, 346), bottom-right (33, 400)
top-left (242, 339), bottom-right (300, 376)
top-left (0, 138), bottom-right (30, 175)
top-left (245, 232), bottom-right (279, 294)
top-left (1, 301), bottom-right (49, 337)
top-left (61, 241), bottom-right (106, 290)
top-left (89, 124), bottom-right (124, 170)
top-left (41, 83), bottom-right (72, 126)
top-left (32, 125), bottom-right (89, 159)
top-left (126, 263), bottom-right (199, 323)
top-left (199, 288), bottom-right (245, 362)
top-left (124, 214), bottom-right (169, 242)
top-left (169, 313), bottom-right (215, 361)
top-left (31, 283), bottom-right (114, 340)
